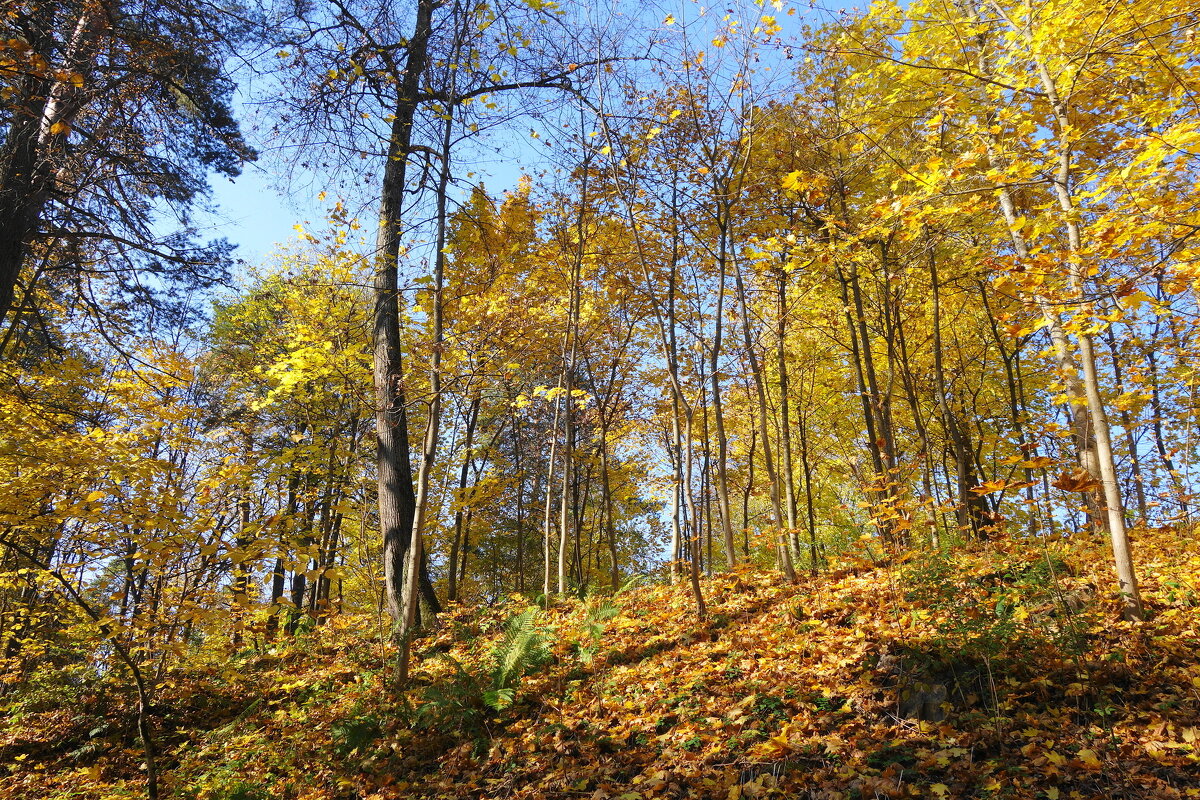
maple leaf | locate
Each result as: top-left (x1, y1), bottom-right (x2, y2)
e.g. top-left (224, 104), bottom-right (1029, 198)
top-left (1051, 470), bottom-right (1103, 493)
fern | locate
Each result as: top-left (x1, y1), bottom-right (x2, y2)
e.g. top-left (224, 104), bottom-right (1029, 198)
top-left (486, 607), bottom-right (551, 709)
top-left (583, 599), bottom-right (619, 637)
top-left (331, 714), bottom-right (383, 757)
top-left (417, 608), bottom-right (552, 723)
top-left (576, 598), bottom-right (621, 665)
top-left (615, 574), bottom-right (645, 596)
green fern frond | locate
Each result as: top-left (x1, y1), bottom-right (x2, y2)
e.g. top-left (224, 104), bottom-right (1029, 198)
top-left (615, 574), bottom-right (645, 597)
top-left (588, 600), bottom-right (620, 624)
top-left (492, 607), bottom-right (551, 691)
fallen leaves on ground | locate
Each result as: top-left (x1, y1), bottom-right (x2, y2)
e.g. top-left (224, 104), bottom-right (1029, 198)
top-left (3, 527), bottom-right (1199, 799)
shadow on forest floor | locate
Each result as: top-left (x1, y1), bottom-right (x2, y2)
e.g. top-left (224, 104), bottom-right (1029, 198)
top-left (3, 532), bottom-right (1199, 800)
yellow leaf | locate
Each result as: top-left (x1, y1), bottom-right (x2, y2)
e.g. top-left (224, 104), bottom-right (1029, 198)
top-left (1121, 290), bottom-right (1153, 310)
top-left (1077, 748), bottom-right (1102, 769)
top-left (931, 783), bottom-right (949, 797)
top-left (782, 170), bottom-right (805, 192)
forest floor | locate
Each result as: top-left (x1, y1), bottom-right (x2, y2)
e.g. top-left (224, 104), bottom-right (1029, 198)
top-left (3, 529), bottom-right (1200, 800)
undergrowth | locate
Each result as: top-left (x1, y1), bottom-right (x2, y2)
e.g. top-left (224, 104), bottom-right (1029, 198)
top-left (3, 528), bottom-right (1199, 800)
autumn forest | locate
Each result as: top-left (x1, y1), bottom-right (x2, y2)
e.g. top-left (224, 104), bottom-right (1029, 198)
top-left (2, 0), bottom-right (1200, 797)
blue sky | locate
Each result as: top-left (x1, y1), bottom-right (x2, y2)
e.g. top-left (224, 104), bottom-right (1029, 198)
top-left (203, 164), bottom-right (321, 266)
top-left (197, 0), bottom-right (860, 270)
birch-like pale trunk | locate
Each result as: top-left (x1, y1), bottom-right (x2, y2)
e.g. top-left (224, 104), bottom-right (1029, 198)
top-left (709, 221), bottom-right (738, 568)
top-left (397, 53), bottom-right (459, 679)
top-left (776, 269), bottom-right (801, 556)
top-left (986, 0), bottom-right (1143, 618)
top-left (541, 389), bottom-right (563, 601)
top-left (733, 255), bottom-right (795, 580)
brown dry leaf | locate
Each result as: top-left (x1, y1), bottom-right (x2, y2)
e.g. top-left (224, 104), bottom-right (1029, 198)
top-left (1051, 469), bottom-right (1103, 493)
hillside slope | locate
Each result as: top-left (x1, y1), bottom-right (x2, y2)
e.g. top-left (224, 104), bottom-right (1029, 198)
top-left (4, 530), bottom-right (1199, 800)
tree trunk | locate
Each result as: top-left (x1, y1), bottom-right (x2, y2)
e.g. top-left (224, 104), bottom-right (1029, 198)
top-left (682, 409), bottom-right (707, 618)
top-left (541, 390), bottom-right (563, 601)
top-left (231, 463), bottom-right (252, 648)
top-left (797, 390), bottom-right (820, 573)
top-left (776, 268), bottom-right (802, 559)
top-left (600, 427), bottom-right (620, 590)
top-left (1144, 315), bottom-right (1188, 518)
top-left (927, 236), bottom-right (988, 538)
top-left (1016, 24), bottom-right (1143, 619)
top-left (733, 254), bottom-right (795, 580)
top-left (512, 397), bottom-right (527, 593)
top-left (374, 0), bottom-right (438, 624)
top-left (708, 221), bottom-right (738, 568)
top-left (1103, 327), bottom-right (1148, 521)
top-left (0, 3), bottom-right (98, 329)
top-left (448, 392), bottom-right (482, 603)
top-left (834, 263), bottom-right (894, 548)
top-left (398, 93), bottom-right (455, 680)
top-left (557, 165), bottom-right (587, 596)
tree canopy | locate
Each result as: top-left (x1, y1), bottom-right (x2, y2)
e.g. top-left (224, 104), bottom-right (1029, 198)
top-left (2, 0), bottom-right (1199, 798)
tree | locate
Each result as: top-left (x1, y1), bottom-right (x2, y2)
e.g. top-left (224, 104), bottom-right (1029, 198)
top-left (0, 0), bottom-right (254, 335)
top-left (205, 242), bottom-right (374, 636)
top-left (269, 0), bottom-right (617, 637)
